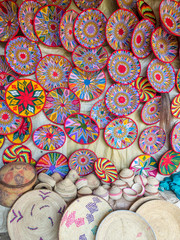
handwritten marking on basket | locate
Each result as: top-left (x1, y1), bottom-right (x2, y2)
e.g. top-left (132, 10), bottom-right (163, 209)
top-left (31, 204), bottom-right (35, 216)
top-left (39, 205), bottom-right (50, 210)
top-left (38, 191), bottom-right (51, 200)
top-left (10, 210), bottom-right (23, 223)
top-left (28, 227), bottom-right (38, 230)
top-left (48, 217), bottom-right (54, 226)
top-left (58, 206), bottom-right (66, 215)
top-left (79, 234), bottom-right (87, 240)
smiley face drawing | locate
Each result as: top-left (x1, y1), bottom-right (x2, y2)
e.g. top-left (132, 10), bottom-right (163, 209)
top-left (7, 189), bottom-right (67, 240)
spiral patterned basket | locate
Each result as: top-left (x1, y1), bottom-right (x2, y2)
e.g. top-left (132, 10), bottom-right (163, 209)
top-left (137, 0), bottom-right (156, 25)
top-left (132, 76), bottom-right (156, 102)
top-left (94, 158), bottom-right (118, 183)
top-left (171, 94), bottom-right (180, 119)
top-left (2, 145), bottom-right (32, 164)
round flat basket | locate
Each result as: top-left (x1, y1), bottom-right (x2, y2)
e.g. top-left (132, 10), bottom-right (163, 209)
top-left (68, 68), bottom-right (106, 101)
top-left (159, 0), bottom-right (180, 37)
top-left (137, 0), bottom-right (156, 25)
top-left (0, 55), bottom-right (19, 78)
top-left (116, 0), bottom-right (137, 13)
top-left (43, 87), bottom-right (80, 125)
top-left (0, 0), bottom-right (19, 42)
top-left (5, 79), bottom-right (46, 117)
top-left (105, 84), bottom-right (140, 117)
top-left (0, 73), bottom-right (17, 100)
top-left (90, 99), bottom-right (115, 129)
top-left (94, 158), bottom-right (118, 183)
top-left (104, 117), bottom-right (138, 149)
top-left (18, 0), bottom-right (41, 42)
top-left (131, 19), bottom-right (155, 59)
top-left (139, 126), bottom-right (166, 155)
top-left (151, 27), bottom-right (178, 63)
top-left (133, 76), bottom-right (156, 102)
top-left (74, 8), bottom-right (107, 49)
top-left (33, 124), bottom-right (66, 151)
top-left (95, 210), bottom-right (156, 240)
top-left (36, 152), bottom-right (69, 177)
top-left (159, 150), bottom-right (180, 175)
top-left (107, 50), bottom-right (141, 84)
top-left (73, 0), bottom-right (103, 10)
top-left (129, 196), bottom-right (161, 212)
top-left (130, 154), bottom-right (158, 177)
top-left (176, 69), bottom-right (180, 92)
top-left (7, 189), bottom-right (67, 240)
top-left (59, 10), bottom-right (78, 52)
top-left (141, 96), bottom-right (161, 125)
top-left (171, 94), bottom-right (180, 119)
top-left (36, 0), bottom-right (71, 10)
top-left (59, 196), bottom-right (112, 240)
top-left (6, 117), bottom-right (32, 144)
top-left (68, 149), bottom-right (98, 176)
top-left (64, 113), bottom-right (100, 145)
top-left (72, 45), bottom-right (108, 72)
top-left (106, 9), bottom-right (138, 50)
top-left (5, 37), bottom-right (42, 76)
top-left (34, 5), bottom-right (64, 47)
top-left (2, 144), bottom-right (32, 164)
top-left (136, 200), bottom-right (180, 240)
top-left (147, 59), bottom-right (175, 93)
top-left (0, 101), bottom-right (23, 135)
top-left (36, 55), bottom-right (72, 91)
top-left (171, 122), bottom-right (180, 153)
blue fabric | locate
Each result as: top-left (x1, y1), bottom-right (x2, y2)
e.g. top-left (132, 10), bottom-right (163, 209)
top-left (159, 172), bottom-right (180, 199)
